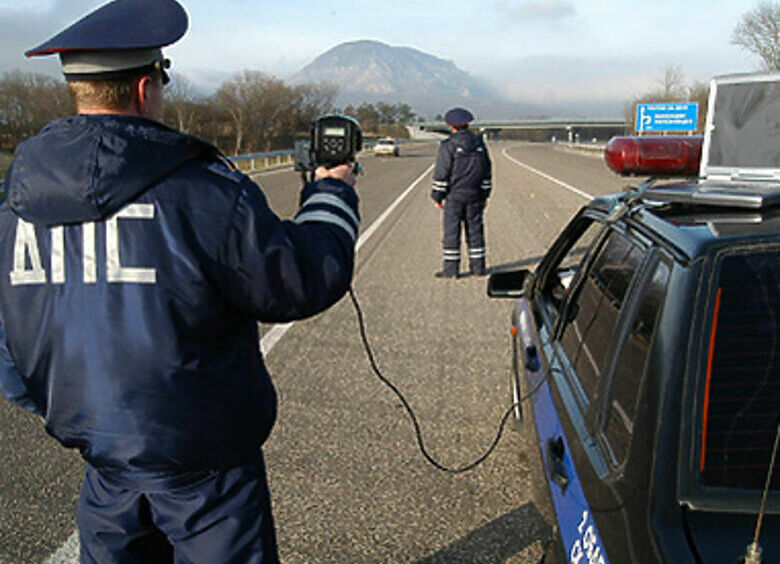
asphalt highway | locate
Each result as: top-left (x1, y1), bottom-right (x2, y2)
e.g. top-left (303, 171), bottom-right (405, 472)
top-left (0, 141), bottom-right (630, 563)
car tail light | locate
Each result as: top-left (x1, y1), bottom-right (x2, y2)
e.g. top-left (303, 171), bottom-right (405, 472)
top-left (604, 135), bottom-right (703, 177)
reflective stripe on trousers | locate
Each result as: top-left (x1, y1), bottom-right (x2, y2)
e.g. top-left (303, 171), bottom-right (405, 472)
top-left (442, 199), bottom-right (486, 274)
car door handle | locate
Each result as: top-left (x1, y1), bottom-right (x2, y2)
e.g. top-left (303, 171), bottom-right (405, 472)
top-left (524, 344), bottom-right (540, 371)
top-left (546, 436), bottom-right (570, 494)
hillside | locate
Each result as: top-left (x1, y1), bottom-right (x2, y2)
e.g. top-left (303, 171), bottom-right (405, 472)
top-left (290, 40), bottom-right (538, 119)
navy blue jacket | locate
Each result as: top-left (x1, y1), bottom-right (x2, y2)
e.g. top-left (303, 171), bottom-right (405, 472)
top-left (431, 129), bottom-right (492, 204)
top-left (0, 115), bottom-right (359, 486)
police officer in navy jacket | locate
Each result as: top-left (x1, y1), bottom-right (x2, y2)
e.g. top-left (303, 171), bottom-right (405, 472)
top-left (0, 1), bottom-right (359, 562)
top-left (431, 107), bottom-right (492, 278)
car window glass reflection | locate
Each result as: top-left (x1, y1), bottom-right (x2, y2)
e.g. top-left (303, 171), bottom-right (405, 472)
top-left (560, 232), bottom-right (644, 405)
top-left (603, 260), bottom-right (671, 467)
top-left (700, 250), bottom-right (780, 491)
top-left (541, 221), bottom-right (603, 324)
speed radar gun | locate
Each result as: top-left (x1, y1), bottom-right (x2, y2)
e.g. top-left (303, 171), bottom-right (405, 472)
top-left (295, 114), bottom-right (363, 184)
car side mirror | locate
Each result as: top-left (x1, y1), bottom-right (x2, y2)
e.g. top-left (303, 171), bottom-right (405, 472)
top-left (487, 269), bottom-right (531, 298)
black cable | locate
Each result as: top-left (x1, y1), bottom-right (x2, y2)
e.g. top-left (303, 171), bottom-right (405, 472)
top-left (348, 286), bottom-right (550, 474)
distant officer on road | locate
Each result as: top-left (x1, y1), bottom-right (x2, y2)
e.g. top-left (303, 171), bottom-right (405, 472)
top-left (0, 1), bottom-right (358, 563)
top-left (431, 107), bottom-right (492, 278)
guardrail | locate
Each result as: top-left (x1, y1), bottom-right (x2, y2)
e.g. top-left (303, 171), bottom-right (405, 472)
top-left (556, 141), bottom-right (606, 155)
top-left (229, 140), bottom-right (395, 173)
top-left (231, 149), bottom-right (296, 172)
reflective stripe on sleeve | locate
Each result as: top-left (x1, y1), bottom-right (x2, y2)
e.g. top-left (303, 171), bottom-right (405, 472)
top-left (295, 211), bottom-right (357, 242)
top-left (299, 193), bottom-right (360, 227)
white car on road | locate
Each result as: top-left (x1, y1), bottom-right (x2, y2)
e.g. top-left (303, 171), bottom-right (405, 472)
top-left (373, 138), bottom-right (399, 157)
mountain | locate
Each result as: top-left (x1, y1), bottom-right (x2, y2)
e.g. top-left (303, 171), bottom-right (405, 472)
top-left (289, 40), bottom-right (539, 119)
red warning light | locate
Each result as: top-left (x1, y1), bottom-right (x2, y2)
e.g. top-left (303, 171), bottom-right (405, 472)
top-left (604, 136), bottom-right (703, 177)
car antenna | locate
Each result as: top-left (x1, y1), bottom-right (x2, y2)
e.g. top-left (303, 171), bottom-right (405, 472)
top-left (743, 415), bottom-right (780, 564)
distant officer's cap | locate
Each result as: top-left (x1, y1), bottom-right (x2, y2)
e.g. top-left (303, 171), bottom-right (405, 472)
top-left (444, 107), bottom-right (475, 126)
top-left (25, 0), bottom-right (188, 84)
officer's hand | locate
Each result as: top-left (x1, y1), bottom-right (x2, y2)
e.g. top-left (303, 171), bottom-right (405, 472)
top-left (435, 201), bottom-right (443, 210)
top-left (483, 200), bottom-right (488, 210)
top-left (315, 163), bottom-right (356, 188)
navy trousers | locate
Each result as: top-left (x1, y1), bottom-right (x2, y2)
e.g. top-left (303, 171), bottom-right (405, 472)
top-left (77, 452), bottom-right (279, 564)
top-left (442, 198), bottom-right (486, 275)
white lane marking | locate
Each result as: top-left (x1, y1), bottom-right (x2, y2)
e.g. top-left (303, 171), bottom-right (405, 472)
top-left (46, 162), bottom-right (435, 563)
top-left (260, 163), bottom-right (434, 355)
top-left (44, 530), bottom-right (79, 564)
top-left (260, 322), bottom-right (295, 356)
top-left (355, 164), bottom-right (435, 252)
top-left (260, 164), bottom-right (429, 354)
top-left (501, 146), bottom-right (594, 200)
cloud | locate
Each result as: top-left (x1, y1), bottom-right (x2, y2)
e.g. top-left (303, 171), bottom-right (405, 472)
top-left (471, 44), bottom-right (756, 117)
top-left (473, 54), bottom-right (672, 117)
top-left (0, 0), bottom-right (102, 76)
top-left (493, 0), bottom-right (576, 22)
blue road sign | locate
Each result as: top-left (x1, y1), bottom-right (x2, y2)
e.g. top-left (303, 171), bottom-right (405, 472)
top-left (636, 103), bottom-right (698, 133)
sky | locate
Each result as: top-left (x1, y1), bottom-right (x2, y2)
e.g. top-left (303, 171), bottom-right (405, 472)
top-left (0, 0), bottom-right (764, 116)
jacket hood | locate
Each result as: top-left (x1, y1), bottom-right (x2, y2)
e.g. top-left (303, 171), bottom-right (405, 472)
top-left (5, 115), bottom-right (212, 225)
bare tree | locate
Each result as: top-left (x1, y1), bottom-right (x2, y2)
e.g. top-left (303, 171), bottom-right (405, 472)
top-left (396, 103), bottom-right (416, 125)
top-left (342, 102), bottom-right (417, 134)
top-left (215, 70), bottom-right (299, 154)
top-left (626, 66), bottom-right (710, 133)
top-left (376, 102), bottom-right (397, 125)
top-left (0, 71), bottom-right (73, 150)
top-left (688, 80), bottom-right (711, 130)
top-left (292, 82), bottom-right (338, 132)
top-left (352, 103), bottom-right (380, 133)
top-left (658, 64), bottom-right (686, 99)
top-left (0, 68), bottom-right (415, 156)
top-left (162, 75), bottom-right (202, 134)
top-left (254, 78), bottom-right (296, 151)
top-left (214, 74), bottom-right (249, 155)
top-left (189, 100), bottom-right (230, 150)
top-left (732, 1), bottom-right (780, 70)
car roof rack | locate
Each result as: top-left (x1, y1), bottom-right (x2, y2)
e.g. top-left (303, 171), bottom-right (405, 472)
top-left (640, 181), bottom-right (780, 210)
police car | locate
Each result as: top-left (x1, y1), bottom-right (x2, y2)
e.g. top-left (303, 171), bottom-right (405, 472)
top-left (488, 71), bottom-right (779, 563)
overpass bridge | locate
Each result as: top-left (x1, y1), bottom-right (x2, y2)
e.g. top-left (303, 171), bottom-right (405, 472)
top-left (414, 117), bottom-right (628, 142)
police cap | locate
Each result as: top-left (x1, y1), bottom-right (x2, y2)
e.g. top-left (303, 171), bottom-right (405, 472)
top-left (444, 107), bottom-right (475, 126)
top-left (25, 0), bottom-right (188, 84)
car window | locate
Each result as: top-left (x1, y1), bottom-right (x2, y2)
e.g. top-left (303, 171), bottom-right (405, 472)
top-left (699, 249), bottom-right (780, 491)
top-left (602, 259), bottom-right (671, 467)
top-left (539, 218), bottom-right (604, 325)
top-left (558, 222), bottom-right (602, 272)
top-left (559, 231), bottom-right (646, 405)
